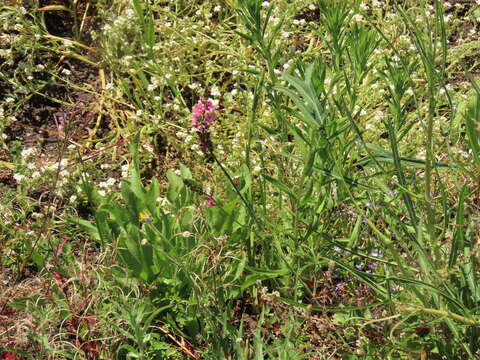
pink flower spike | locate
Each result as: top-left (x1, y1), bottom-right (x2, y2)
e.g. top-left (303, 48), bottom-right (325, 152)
top-left (191, 99), bottom-right (216, 131)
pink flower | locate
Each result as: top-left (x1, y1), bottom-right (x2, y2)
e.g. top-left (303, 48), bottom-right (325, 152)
top-left (192, 99), bottom-right (216, 131)
top-left (205, 198), bottom-right (216, 207)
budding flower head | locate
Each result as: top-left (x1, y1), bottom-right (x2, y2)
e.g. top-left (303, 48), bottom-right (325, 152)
top-left (192, 98), bottom-right (216, 131)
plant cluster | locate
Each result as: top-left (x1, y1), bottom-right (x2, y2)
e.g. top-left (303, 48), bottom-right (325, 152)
top-left (2, 0), bottom-right (480, 359)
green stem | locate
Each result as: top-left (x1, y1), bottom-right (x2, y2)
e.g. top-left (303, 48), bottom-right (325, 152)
top-left (209, 150), bottom-right (262, 230)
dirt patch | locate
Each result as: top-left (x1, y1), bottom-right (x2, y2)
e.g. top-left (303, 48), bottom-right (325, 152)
top-left (0, 274), bottom-right (44, 353)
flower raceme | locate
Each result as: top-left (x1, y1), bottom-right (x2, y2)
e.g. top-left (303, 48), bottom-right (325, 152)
top-left (191, 98), bottom-right (216, 131)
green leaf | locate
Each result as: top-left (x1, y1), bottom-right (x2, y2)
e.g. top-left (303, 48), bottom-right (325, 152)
top-left (95, 209), bottom-right (112, 246)
top-left (205, 201), bottom-right (235, 234)
top-left (262, 174), bottom-right (297, 200)
top-left (241, 266), bottom-right (290, 291)
top-left (118, 229), bottom-right (149, 283)
top-left (73, 218), bottom-right (100, 242)
top-left (121, 181), bottom-right (142, 226)
top-left (332, 312), bottom-right (351, 325)
top-left (166, 170), bottom-right (184, 203)
top-left (275, 86), bottom-right (320, 127)
top-left (303, 150), bottom-right (316, 177)
top-left (128, 132), bottom-right (146, 201)
top-left (9, 295), bottom-right (45, 310)
top-left (145, 177), bottom-right (160, 216)
top-left (132, 0), bottom-right (144, 23)
top-left (233, 252), bottom-right (247, 282)
top-left (180, 164), bottom-right (193, 179)
top-left (179, 207), bottom-right (194, 229)
top-left (448, 184), bottom-right (467, 268)
top-left (464, 94), bottom-right (480, 168)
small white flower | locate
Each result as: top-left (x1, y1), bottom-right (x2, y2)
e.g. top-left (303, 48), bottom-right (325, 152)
top-left (13, 173), bottom-right (25, 182)
top-left (211, 87), bottom-right (221, 97)
top-left (352, 14), bottom-right (364, 22)
top-left (32, 212), bottom-right (44, 219)
top-left (106, 177), bottom-right (116, 186)
top-left (176, 131), bottom-right (186, 138)
top-left (373, 111), bottom-right (383, 121)
top-left (147, 83), bottom-right (157, 91)
top-left (5, 97), bottom-right (15, 103)
top-left (21, 147), bottom-right (36, 158)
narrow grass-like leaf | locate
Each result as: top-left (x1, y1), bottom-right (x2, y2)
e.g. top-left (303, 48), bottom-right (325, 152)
top-left (448, 184), bottom-right (467, 268)
top-left (262, 174), bottom-right (297, 200)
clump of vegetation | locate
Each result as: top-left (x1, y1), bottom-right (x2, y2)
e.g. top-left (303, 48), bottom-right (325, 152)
top-left (2, 0), bottom-right (480, 358)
